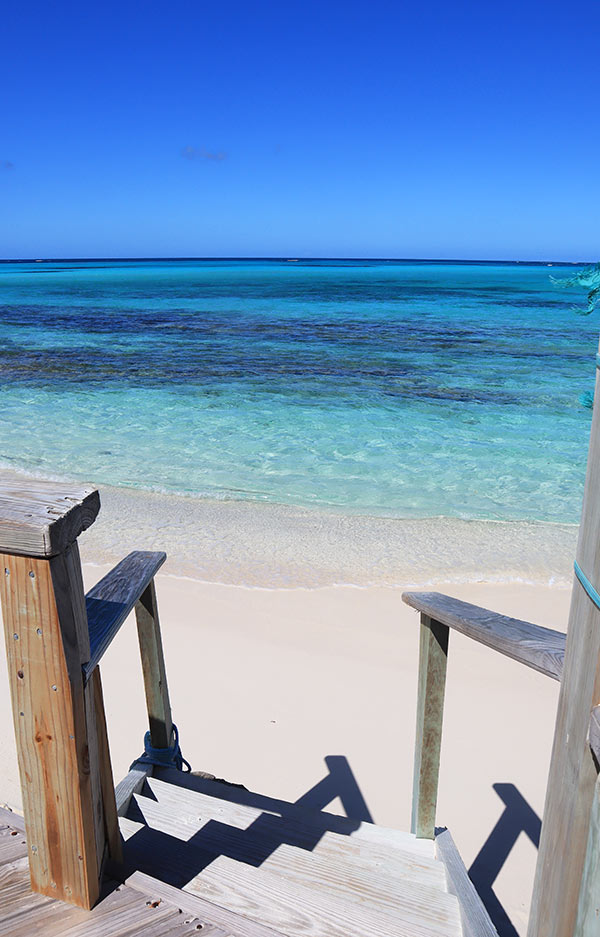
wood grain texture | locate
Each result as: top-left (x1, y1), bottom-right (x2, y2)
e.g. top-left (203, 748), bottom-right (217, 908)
top-left (403, 591), bottom-right (566, 681)
top-left (412, 615), bottom-right (449, 839)
top-left (0, 826), bottom-right (29, 866)
top-left (574, 773), bottom-right (600, 937)
top-left (0, 482), bottom-right (99, 557)
top-left (135, 579), bottom-right (174, 750)
top-left (130, 791), bottom-right (450, 905)
top-left (0, 806), bottom-right (26, 833)
top-left (92, 667), bottom-right (122, 863)
top-left (127, 870), bottom-right (289, 937)
top-left (0, 552), bottom-right (101, 908)
top-left (143, 775), bottom-right (445, 887)
top-left (435, 827), bottom-right (498, 937)
top-left (153, 765), bottom-right (436, 857)
top-left (84, 551), bottom-right (167, 681)
top-left (528, 338), bottom-right (600, 937)
top-left (116, 764), bottom-right (154, 817)
top-left (0, 860), bottom-right (226, 937)
top-left (589, 706), bottom-right (600, 766)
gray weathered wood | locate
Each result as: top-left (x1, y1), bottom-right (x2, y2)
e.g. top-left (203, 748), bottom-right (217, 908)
top-left (412, 615), bottom-right (449, 839)
top-left (403, 591), bottom-right (566, 681)
top-left (435, 827), bottom-right (498, 937)
top-left (0, 481), bottom-right (99, 557)
top-left (574, 773), bottom-right (600, 936)
top-left (115, 763), bottom-right (154, 816)
top-left (142, 775), bottom-right (445, 886)
top-left (589, 706), bottom-right (600, 766)
top-left (126, 870), bottom-right (290, 937)
top-left (0, 807), bottom-right (26, 833)
top-left (528, 337), bottom-right (600, 937)
top-left (84, 551), bottom-right (166, 681)
top-left (135, 579), bottom-right (174, 751)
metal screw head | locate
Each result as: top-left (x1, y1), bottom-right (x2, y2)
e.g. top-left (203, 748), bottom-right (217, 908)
top-left (13, 633), bottom-right (18, 640)
top-left (4, 568), bottom-right (9, 576)
top-left (51, 684), bottom-right (57, 692)
top-left (36, 628), bottom-right (42, 636)
top-left (28, 571), bottom-right (35, 579)
top-left (31, 845), bottom-right (38, 854)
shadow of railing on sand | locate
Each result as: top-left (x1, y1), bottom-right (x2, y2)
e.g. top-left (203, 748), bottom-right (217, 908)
top-left (468, 783), bottom-right (542, 937)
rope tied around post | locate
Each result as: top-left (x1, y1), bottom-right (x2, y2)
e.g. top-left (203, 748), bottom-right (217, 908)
top-left (135, 723), bottom-right (191, 772)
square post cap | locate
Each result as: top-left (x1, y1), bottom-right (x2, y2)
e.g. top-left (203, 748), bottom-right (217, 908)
top-left (0, 480), bottom-right (100, 557)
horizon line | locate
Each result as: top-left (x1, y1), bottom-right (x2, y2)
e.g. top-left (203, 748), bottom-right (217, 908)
top-left (0, 255), bottom-right (593, 266)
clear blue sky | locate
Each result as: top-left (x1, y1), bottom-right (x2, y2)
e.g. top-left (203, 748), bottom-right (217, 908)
top-left (1, 0), bottom-right (598, 260)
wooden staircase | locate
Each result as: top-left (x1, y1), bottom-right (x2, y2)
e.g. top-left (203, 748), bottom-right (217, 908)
top-left (1, 471), bottom-right (599, 935)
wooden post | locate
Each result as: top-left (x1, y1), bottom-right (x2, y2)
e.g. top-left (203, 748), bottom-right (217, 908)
top-left (135, 579), bottom-right (174, 750)
top-left (0, 481), bottom-right (118, 909)
top-left (528, 342), bottom-right (600, 937)
top-left (574, 773), bottom-right (600, 936)
top-left (411, 614), bottom-right (449, 839)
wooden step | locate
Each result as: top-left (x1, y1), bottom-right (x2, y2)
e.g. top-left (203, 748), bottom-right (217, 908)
top-left (140, 775), bottom-right (447, 888)
top-left (152, 766), bottom-right (436, 857)
top-left (122, 778), bottom-right (462, 937)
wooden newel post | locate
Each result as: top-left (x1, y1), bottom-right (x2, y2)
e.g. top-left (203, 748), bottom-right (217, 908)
top-left (0, 482), bottom-right (119, 909)
top-left (528, 340), bottom-right (600, 937)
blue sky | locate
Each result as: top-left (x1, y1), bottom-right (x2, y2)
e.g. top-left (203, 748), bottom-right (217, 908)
top-left (1, 0), bottom-right (598, 260)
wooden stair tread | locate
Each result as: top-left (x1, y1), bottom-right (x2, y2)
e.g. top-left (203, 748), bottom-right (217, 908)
top-left (122, 778), bottom-right (462, 937)
top-left (141, 775), bottom-right (446, 887)
top-left (153, 767), bottom-right (436, 857)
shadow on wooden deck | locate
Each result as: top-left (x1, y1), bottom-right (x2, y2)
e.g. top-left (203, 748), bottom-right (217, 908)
top-left (122, 755), bottom-right (373, 887)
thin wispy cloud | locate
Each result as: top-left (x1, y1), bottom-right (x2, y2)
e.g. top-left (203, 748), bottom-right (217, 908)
top-left (0, 160), bottom-right (14, 170)
top-left (181, 145), bottom-right (226, 162)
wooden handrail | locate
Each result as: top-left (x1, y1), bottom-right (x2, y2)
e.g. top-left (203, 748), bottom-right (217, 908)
top-left (84, 550), bottom-right (166, 682)
top-left (402, 591), bottom-right (566, 681)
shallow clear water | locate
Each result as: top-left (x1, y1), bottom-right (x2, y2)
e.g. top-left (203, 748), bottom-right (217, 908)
top-left (0, 259), bottom-right (596, 523)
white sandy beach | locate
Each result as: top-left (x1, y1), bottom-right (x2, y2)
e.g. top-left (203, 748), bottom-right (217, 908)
top-left (0, 479), bottom-right (574, 935)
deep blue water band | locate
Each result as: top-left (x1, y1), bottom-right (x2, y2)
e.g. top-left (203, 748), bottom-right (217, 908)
top-left (574, 560), bottom-right (600, 611)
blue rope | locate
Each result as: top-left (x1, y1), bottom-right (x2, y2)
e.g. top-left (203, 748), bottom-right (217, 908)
top-left (574, 560), bottom-right (600, 612)
top-left (135, 723), bottom-right (191, 772)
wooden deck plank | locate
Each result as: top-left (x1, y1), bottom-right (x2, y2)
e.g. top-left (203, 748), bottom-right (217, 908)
top-left (135, 780), bottom-right (447, 889)
top-left (129, 792), bottom-right (451, 912)
top-left (122, 802), bottom-right (461, 937)
top-left (0, 806), bottom-right (26, 832)
top-left (142, 778), bottom-right (445, 888)
top-left (127, 870), bottom-right (289, 937)
top-left (183, 853), bottom-right (461, 937)
top-left (0, 827), bottom-right (29, 865)
top-left (153, 767), bottom-right (436, 858)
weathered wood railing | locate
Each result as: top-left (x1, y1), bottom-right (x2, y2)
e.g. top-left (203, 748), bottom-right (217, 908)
top-left (403, 589), bottom-right (599, 937)
top-left (0, 482), bottom-right (174, 910)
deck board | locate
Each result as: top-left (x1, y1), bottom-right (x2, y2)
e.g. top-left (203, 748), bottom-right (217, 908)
top-left (120, 775), bottom-right (463, 937)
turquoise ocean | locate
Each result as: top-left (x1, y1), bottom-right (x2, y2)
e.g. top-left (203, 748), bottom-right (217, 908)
top-left (0, 259), bottom-right (596, 525)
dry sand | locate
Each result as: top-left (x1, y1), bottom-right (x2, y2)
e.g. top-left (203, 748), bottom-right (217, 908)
top-left (0, 479), bottom-right (576, 935)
